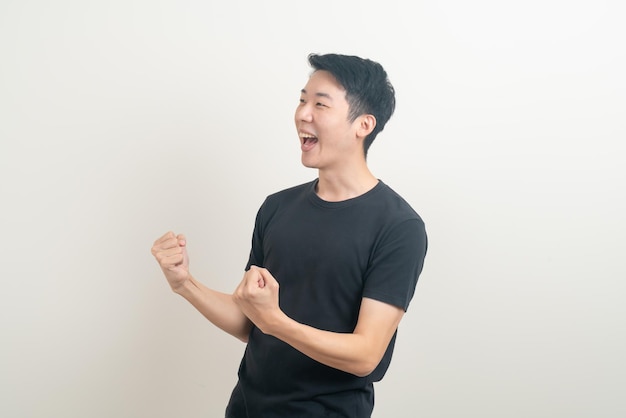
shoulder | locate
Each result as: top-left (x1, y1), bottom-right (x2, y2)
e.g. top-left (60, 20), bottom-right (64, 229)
top-left (265, 180), bottom-right (315, 202)
top-left (370, 182), bottom-right (427, 250)
top-left (261, 180), bottom-right (316, 210)
top-left (372, 181), bottom-right (425, 225)
top-left (255, 179), bottom-right (316, 219)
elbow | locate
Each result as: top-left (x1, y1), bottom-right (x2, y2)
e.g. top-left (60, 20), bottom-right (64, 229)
top-left (345, 339), bottom-right (390, 377)
top-left (350, 356), bottom-right (382, 378)
top-left (234, 319), bottom-right (254, 343)
top-left (352, 368), bottom-right (374, 378)
top-left (234, 330), bottom-right (251, 344)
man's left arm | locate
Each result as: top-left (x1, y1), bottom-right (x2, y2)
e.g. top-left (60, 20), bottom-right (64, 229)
top-left (233, 266), bottom-right (404, 377)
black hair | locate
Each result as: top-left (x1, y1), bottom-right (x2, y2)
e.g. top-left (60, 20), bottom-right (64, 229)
top-left (307, 53), bottom-right (396, 156)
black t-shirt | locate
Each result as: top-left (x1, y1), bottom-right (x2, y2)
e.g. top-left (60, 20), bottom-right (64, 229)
top-left (226, 179), bottom-right (427, 418)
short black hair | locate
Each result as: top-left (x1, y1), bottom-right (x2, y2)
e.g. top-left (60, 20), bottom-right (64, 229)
top-left (307, 53), bottom-right (396, 156)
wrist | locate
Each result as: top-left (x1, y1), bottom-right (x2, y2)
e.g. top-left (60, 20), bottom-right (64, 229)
top-left (171, 274), bottom-right (196, 296)
top-left (263, 310), bottom-right (293, 338)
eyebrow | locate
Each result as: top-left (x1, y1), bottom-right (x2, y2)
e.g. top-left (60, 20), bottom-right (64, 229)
top-left (301, 88), bottom-right (333, 101)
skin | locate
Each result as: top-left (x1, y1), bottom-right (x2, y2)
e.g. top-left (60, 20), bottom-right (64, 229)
top-left (151, 70), bottom-right (405, 377)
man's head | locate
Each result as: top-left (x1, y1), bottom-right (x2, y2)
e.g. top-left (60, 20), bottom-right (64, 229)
top-left (307, 53), bottom-right (396, 156)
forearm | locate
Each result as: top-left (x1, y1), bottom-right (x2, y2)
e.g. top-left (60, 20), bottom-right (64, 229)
top-left (234, 268), bottom-right (404, 376)
top-left (176, 275), bottom-right (253, 342)
top-left (268, 314), bottom-right (382, 377)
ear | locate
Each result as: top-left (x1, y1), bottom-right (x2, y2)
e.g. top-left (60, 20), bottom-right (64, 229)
top-left (355, 114), bottom-right (376, 140)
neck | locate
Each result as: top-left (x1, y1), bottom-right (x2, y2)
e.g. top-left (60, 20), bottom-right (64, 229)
top-left (315, 163), bottom-right (379, 202)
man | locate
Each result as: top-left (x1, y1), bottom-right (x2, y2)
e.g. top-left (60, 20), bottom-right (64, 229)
top-left (151, 53), bottom-right (428, 417)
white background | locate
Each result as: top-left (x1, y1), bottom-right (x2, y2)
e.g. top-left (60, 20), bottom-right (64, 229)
top-left (1, 1), bottom-right (624, 417)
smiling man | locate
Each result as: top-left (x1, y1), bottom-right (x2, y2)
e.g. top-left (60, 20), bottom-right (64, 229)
top-left (151, 53), bottom-right (428, 417)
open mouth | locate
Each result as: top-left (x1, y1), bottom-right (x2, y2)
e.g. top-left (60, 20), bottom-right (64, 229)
top-left (300, 132), bottom-right (318, 151)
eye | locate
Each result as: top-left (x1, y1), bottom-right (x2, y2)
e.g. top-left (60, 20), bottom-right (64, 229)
top-left (316, 102), bottom-right (328, 107)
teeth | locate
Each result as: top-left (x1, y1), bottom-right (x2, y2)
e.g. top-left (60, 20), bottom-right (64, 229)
top-left (299, 132), bottom-right (316, 139)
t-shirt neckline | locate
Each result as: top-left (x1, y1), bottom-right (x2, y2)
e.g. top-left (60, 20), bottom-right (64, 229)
top-left (307, 178), bottom-right (385, 209)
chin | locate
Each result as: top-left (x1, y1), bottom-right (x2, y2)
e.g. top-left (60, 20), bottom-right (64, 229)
top-left (301, 156), bottom-right (319, 169)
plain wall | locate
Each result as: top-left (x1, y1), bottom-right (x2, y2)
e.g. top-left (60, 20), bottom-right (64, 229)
top-left (1, 1), bottom-right (624, 417)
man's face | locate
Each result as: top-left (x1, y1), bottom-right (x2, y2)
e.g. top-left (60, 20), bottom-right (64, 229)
top-left (295, 70), bottom-right (361, 170)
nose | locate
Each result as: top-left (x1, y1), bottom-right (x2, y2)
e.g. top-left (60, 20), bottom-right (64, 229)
top-left (295, 102), bottom-right (313, 123)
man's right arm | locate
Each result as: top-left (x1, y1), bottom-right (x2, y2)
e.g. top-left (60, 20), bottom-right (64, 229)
top-left (151, 231), bottom-right (252, 342)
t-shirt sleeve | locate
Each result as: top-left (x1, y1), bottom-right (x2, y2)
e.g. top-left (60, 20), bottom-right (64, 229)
top-left (245, 202), bottom-right (266, 271)
top-left (362, 218), bottom-right (428, 311)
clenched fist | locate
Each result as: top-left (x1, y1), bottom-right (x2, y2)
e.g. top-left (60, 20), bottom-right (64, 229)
top-left (233, 266), bottom-right (282, 335)
top-left (151, 231), bottom-right (190, 292)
